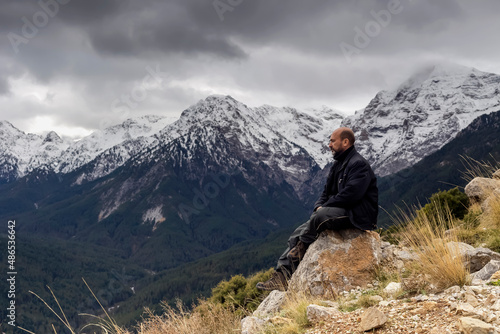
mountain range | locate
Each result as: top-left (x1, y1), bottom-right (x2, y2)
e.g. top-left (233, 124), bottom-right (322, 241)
top-left (1, 63), bottom-right (499, 331)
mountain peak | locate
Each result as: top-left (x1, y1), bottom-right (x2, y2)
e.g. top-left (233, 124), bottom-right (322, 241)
top-left (43, 131), bottom-right (62, 144)
top-left (0, 120), bottom-right (24, 136)
top-left (399, 63), bottom-right (476, 90)
top-left (179, 95), bottom-right (249, 122)
top-left (345, 64), bottom-right (500, 176)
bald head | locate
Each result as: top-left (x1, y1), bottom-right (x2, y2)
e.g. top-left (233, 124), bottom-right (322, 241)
top-left (329, 127), bottom-right (355, 155)
top-left (334, 127), bottom-right (355, 146)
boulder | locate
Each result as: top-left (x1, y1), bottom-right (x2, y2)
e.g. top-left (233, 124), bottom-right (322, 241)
top-left (465, 177), bottom-right (500, 203)
top-left (359, 307), bottom-right (387, 332)
top-left (253, 290), bottom-right (287, 317)
top-left (458, 317), bottom-right (496, 334)
top-left (465, 248), bottom-right (500, 273)
top-left (447, 241), bottom-right (475, 255)
top-left (383, 282), bottom-right (401, 297)
top-left (288, 229), bottom-right (381, 297)
top-left (490, 270), bottom-right (500, 281)
top-left (241, 316), bottom-right (266, 334)
top-left (381, 244), bottom-right (417, 270)
top-left (471, 260), bottom-right (500, 281)
top-left (482, 189), bottom-right (500, 214)
top-left (306, 304), bottom-right (341, 323)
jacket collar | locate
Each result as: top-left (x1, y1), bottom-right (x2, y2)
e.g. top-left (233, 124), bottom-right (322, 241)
top-left (339, 146), bottom-right (357, 170)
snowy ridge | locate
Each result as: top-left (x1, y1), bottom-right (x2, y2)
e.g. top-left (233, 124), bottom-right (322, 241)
top-left (343, 64), bottom-right (500, 176)
top-left (1, 63), bottom-right (500, 183)
top-left (0, 121), bottom-right (70, 181)
top-left (149, 95), bottom-right (324, 193)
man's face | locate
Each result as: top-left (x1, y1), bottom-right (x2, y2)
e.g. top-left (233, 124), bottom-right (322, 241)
top-left (329, 131), bottom-right (344, 155)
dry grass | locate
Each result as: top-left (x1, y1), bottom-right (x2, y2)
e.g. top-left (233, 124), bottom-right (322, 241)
top-left (18, 279), bottom-right (130, 334)
top-left (263, 292), bottom-right (322, 334)
top-left (460, 155), bottom-right (500, 183)
top-left (481, 191), bottom-right (500, 229)
top-left (135, 299), bottom-right (242, 334)
top-left (397, 204), bottom-right (470, 291)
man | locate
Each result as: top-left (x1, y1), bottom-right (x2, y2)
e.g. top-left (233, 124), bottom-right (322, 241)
top-left (256, 127), bottom-right (378, 291)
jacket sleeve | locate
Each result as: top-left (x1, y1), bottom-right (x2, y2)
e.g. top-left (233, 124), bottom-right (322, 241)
top-left (313, 184), bottom-right (329, 211)
top-left (321, 160), bottom-right (371, 208)
top-left (313, 164), bottom-right (335, 211)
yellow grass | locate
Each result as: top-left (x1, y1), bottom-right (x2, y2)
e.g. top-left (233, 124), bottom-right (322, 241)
top-left (263, 291), bottom-right (322, 334)
top-left (481, 191), bottom-right (500, 229)
top-left (460, 155), bottom-right (500, 183)
top-left (397, 204), bottom-right (471, 291)
top-left (135, 299), bottom-right (242, 334)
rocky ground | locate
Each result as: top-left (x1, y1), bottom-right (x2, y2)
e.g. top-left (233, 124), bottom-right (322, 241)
top-left (242, 172), bottom-right (500, 334)
top-left (307, 281), bottom-right (500, 333)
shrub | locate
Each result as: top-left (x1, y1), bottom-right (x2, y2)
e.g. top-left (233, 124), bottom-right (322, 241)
top-left (210, 268), bottom-right (273, 313)
top-left (419, 187), bottom-right (469, 222)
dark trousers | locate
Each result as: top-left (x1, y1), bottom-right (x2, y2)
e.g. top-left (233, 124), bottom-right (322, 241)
top-left (276, 207), bottom-right (356, 277)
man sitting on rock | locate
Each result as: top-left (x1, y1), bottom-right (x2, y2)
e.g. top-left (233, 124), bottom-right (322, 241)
top-left (257, 127), bottom-right (378, 291)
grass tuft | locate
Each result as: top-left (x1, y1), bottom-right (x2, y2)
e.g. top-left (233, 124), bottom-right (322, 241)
top-left (396, 203), bottom-right (471, 292)
top-left (263, 291), bottom-right (322, 334)
top-left (135, 299), bottom-right (242, 334)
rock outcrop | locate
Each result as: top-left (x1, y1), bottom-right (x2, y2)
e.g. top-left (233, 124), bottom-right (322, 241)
top-left (288, 229), bottom-right (381, 298)
top-left (465, 177), bottom-right (500, 203)
top-left (242, 172), bottom-right (500, 333)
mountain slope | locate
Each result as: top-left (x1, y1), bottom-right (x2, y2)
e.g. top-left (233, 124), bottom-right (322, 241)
top-left (344, 63), bottom-right (500, 176)
top-left (0, 121), bottom-right (70, 182)
top-left (378, 109), bottom-right (500, 227)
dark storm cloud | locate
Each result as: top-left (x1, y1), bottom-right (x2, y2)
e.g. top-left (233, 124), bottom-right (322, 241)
top-left (1, 0), bottom-right (500, 137)
top-left (0, 77), bottom-right (9, 95)
top-left (66, 0), bottom-right (248, 59)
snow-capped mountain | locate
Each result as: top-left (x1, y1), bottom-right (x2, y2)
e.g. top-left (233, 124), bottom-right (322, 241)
top-left (0, 115), bottom-right (177, 183)
top-left (0, 96), bottom-right (341, 191)
top-left (343, 63), bottom-right (500, 176)
top-left (252, 105), bottom-right (344, 168)
top-left (0, 121), bottom-right (70, 182)
top-left (140, 95), bottom-right (328, 195)
top-left (1, 63), bottom-right (500, 185)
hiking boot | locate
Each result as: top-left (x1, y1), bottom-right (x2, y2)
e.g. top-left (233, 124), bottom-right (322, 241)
top-left (287, 240), bottom-right (307, 262)
top-left (256, 271), bottom-right (288, 291)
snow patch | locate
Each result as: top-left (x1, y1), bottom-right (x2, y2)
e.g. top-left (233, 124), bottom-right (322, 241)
top-left (142, 205), bottom-right (166, 231)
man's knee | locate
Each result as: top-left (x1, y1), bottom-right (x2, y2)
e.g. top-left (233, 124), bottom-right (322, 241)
top-left (313, 207), bottom-right (348, 222)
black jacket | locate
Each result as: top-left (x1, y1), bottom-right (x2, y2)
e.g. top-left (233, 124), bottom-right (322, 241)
top-left (314, 146), bottom-right (378, 230)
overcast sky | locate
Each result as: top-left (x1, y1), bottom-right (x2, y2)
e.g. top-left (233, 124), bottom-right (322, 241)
top-left (1, 0), bottom-right (500, 138)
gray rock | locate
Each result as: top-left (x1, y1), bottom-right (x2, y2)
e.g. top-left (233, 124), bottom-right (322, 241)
top-left (447, 241), bottom-right (475, 255)
top-left (369, 295), bottom-right (384, 304)
top-left (472, 260), bottom-right (500, 281)
top-left (383, 282), bottom-right (401, 297)
top-left (464, 291), bottom-right (480, 307)
top-left (482, 189), bottom-right (500, 214)
top-left (253, 290), bottom-right (287, 317)
top-left (465, 177), bottom-right (500, 203)
top-left (359, 307), bottom-right (387, 332)
top-left (458, 317), bottom-right (496, 334)
top-left (456, 303), bottom-right (477, 317)
top-left (465, 248), bottom-right (500, 273)
top-left (444, 286), bottom-right (461, 294)
top-left (306, 304), bottom-right (341, 323)
top-left (381, 241), bottom-right (392, 249)
top-left (241, 316), bottom-right (266, 334)
top-left (288, 229), bottom-right (381, 297)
